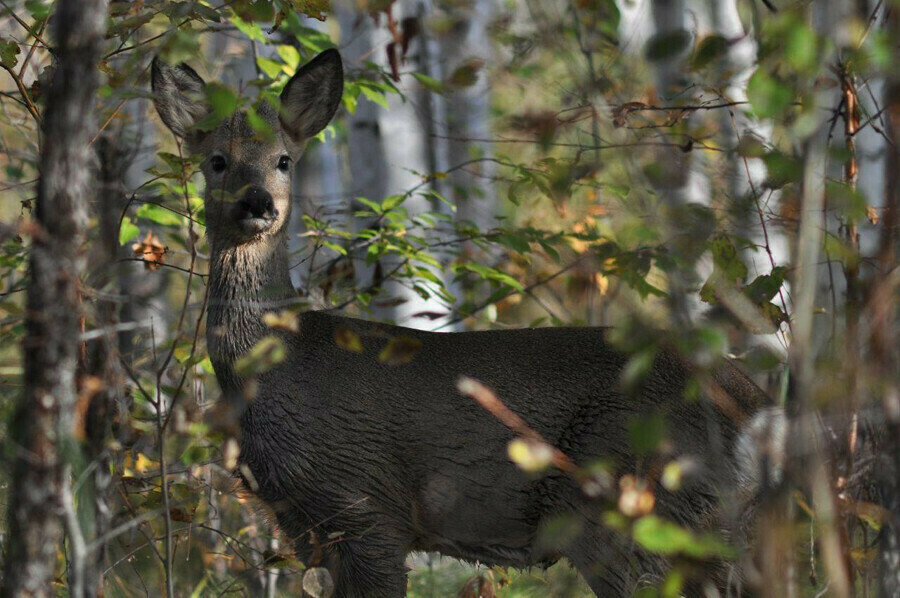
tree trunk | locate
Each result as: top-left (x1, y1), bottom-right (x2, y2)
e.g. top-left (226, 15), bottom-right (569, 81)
top-left (787, 4), bottom-right (854, 597)
top-left (1, 0), bottom-right (108, 596)
top-left (439, 0), bottom-right (496, 319)
top-left (876, 21), bottom-right (900, 596)
top-left (710, 0), bottom-right (788, 362)
top-left (337, 0), bottom-right (453, 330)
top-left (78, 135), bottom-right (129, 598)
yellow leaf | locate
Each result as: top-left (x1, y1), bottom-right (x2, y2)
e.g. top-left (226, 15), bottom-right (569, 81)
top-left (262, 310), bottom-right (299, 333)
top-left (378, 336), bottom-right (423, 365)
top-left (507, 438), bottom-right (553, 472)
top-left (334, 327), bottom-right (364, 353)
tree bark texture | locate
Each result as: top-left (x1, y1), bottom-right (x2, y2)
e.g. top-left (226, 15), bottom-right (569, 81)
top-left (1, 1), bottom-right (108, 596)
top-left (876, 76), bottom-right (900, 598)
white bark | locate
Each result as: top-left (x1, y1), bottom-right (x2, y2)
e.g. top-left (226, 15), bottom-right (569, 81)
top-left (710, 0), bottom-right (789, 356)
top-left (439, 0), bottom-right (495, 233)
top-left (337, 0), bottom-right (454, 330)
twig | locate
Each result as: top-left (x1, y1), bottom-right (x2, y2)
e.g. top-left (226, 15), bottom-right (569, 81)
top-left (0, 64), bottom-right (41, 123)
top-left (61, 470), bottom-right (86, 598)
top-left (457, 376), bottom-right (579, 477)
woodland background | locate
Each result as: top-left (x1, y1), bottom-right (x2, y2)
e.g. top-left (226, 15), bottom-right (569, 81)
top-left (0, 0), bottom-right (898, 596)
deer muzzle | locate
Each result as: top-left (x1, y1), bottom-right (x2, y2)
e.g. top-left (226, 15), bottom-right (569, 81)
top-left (234, 186), bottom-right (279, 233)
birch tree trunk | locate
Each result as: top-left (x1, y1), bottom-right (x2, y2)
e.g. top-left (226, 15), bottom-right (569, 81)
top-left (77, 136), bottom-right (129, 598)
top-left (709, 0), bottom-right (789, 363)
top-left (1, 0), bottom-right (108, 596)
top-left (785, 4), bottom-right (854, 597)
top-left (337, 0), bottom-right (453, 330)
top-left (649, 0), bottom-right (697, 320)
top-left (438, 0), bottom-right (496, 315)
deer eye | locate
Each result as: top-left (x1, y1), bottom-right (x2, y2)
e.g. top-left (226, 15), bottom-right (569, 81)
top-left (210, 155), bottom-right (227, 173)
top-left (277, 155), bottom-right (291, 172)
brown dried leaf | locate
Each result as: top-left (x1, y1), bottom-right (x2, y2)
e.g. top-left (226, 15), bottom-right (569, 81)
top-left (132, 231), bottom-right (166, 271)
top-left (386, 42), bottom-right (400, 82)
top-left (169, 507), bottom-right (193, 523)
top-left (867, 205), bottom-right (880, 225)
top-left (611, 101), bottom-right (648, 128)
top-left (458, 572), bottom-right (496, 598)
top-left (75, 375), bottom-right (104, 441)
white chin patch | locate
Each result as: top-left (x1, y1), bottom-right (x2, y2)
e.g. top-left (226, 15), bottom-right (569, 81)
top-left (239, 218), bottom-right (274, 233)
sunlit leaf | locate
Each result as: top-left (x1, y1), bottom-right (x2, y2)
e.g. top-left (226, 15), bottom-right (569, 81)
top-left (234, 336), bottom-right (287, 376)
top-left (508, 438), bottom-right (553, 472)
top-left (334, 327), bottom-right (364, 353)
top-left (119, 216), bottom-right (140, 245)
top-left (378, 335), bottom-right (423, 365)
top-left (136, 203), bottom-right (183, 227)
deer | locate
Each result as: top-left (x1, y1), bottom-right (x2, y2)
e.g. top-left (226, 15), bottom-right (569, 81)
top-left (152, 49), bottom-right (779, 597)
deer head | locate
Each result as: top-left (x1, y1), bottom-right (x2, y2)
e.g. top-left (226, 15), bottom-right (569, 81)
top-left (151, 49), bottom-right (343, 251)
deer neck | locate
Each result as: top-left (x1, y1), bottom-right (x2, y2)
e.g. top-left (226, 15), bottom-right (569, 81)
top-left (207, 232), bottom-right (294, 391)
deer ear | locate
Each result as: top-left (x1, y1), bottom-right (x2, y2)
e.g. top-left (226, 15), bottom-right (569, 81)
top-left (151, 57), bottom-right (208, 138)
top-left (279, 49), bottom-right (343, 141)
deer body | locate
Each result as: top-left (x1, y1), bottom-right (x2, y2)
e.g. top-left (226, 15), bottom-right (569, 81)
top-left (153, 50), bottom-right (770, 597)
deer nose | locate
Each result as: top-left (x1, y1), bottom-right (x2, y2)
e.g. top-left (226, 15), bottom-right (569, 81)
top-left (237, 187), bottom-right (277, 220)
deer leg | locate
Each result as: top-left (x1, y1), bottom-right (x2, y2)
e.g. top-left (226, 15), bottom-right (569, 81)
top-left (324, 532), bottom-right (409, 598)
top-left (553, 505), bottom-right (664, 597)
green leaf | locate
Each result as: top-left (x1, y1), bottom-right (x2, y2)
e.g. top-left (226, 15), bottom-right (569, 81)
top-left (784, 21), bottom-right (818, 72)
top-left (827, 180), bottom-right (867, 222)
top-left (747, 69), bottom-right (793, 119)
top-left (181, 444), bottom-right (211, 466)
top-left (136, 203), bottom-right (183, 227)
top-left (447, 60), bottom-right (484, 87)
top-left (645, 30), bottom-right (691, 62)
top-left (691, 34), bottom-right (729, 70)
top-left (158, 29), bottom-right (201, 65)
top-left (381, 195), bottom-right (405, 211)
top-left (257, 57), bottom-right (283, 79)
top-left (633, 515), bottom-right (734, 559)
top-left (247, 106), bottom-right (275, 141)
top-left (277, 44), bottom-right (301, 70)
top-left (736, 135), bottom-right (767, 158)
top-left (25, 0), bottom-right (51, 20)
top-left (762, 151), bottom-right (801, 189)
top-left (744, 266), bottom-right (787, 303)
top-left (359, 85), bottom-right (389, 109)
top-left (605, 183), bottom-right (630, 199)
top-left (355, 197), bottom-right (383, 214)
top-left (628, 412), bottom-right (667, 457)
top-left (457, 263), bottom-right (524, 291)
top-left (700, 235), bottom-right (747, 304)
top-left (412, 72), bottom-right (446, 93)
top-left (0, 39), bottom-right (20, 69)
top-left (321, 241), bottom-right (347, 255)
top-left (119, 217), bottom-right (140, 245)
top-left (230, 15), bottom-right (267, 42)
top-left (206, 82), bottom-right (240, 118)
top-left (234, 336), bottom-right (287, 377)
